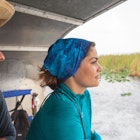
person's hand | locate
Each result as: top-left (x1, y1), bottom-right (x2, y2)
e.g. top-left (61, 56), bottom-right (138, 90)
top-left (0, 138), bottom-right (7, 140)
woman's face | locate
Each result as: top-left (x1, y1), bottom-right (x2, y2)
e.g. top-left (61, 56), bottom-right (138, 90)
top-left (73, 46), bottom-right (102, 88)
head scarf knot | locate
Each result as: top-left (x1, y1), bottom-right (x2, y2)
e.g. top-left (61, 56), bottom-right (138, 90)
top-left (43, 38), bottom-right (92, 80)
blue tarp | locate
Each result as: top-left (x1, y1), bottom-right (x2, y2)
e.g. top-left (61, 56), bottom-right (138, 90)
top-left (2, 89), bottom-right (32, 98)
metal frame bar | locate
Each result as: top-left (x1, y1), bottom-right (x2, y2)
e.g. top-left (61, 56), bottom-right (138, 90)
top-left (0, 46), bottom-right (48, 51)
top-left (10, 2), bottom-right (84, 25)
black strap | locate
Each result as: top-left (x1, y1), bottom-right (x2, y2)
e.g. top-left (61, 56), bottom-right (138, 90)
top-left (9, 95), bottom-right (25, 112)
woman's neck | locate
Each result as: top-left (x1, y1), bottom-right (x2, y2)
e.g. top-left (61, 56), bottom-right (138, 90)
top-left (64, 77), bottom-right (86, 94)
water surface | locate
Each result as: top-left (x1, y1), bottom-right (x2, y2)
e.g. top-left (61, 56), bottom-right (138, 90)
top-left (89, 77), bottom-right (140, 140)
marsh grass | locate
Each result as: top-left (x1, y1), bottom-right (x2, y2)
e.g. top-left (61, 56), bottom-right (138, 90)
top-left (121, 92), bottom-right (132, 96)
top-left (99, 53), bottom-right (140, 83)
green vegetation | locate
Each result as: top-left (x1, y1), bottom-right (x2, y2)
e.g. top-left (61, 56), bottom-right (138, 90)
top-left (121, 92), bottom-right (132, 96)
top-left (99, 53), bottom-right (140, 83)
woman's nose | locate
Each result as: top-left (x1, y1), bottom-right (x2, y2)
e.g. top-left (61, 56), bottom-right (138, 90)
top-left (98, 63), bottom-right (102, 72)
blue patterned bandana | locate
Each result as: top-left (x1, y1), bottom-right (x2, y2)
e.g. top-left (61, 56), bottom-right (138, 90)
top-left (43, 38), bottom-right (92, 80)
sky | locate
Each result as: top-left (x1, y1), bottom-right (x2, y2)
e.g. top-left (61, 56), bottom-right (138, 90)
top-left (65, 0), bottom-right (140, 55)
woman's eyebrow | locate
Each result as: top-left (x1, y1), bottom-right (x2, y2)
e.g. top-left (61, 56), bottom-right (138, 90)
top-left (89, 57), bottom-right (98, 61)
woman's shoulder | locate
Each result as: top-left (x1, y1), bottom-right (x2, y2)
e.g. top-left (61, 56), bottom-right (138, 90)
top-left (47, 90), bottom-right (71, 102)
top-left (42, 91), bottom-right (77, 113)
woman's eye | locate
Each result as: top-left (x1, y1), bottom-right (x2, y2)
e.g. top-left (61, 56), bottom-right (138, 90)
top-left (91, 61), bottom-right (97, 64)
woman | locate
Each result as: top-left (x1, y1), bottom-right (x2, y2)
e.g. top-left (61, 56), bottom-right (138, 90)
top-left (26, 38), bottom-right (102, 140)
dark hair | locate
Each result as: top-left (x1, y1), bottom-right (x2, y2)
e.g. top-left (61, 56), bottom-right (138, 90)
top-left (39, 42), bottom-right (96, 90)
top-left (91, 42), bottom-right (96, 47)
top-left (39, 68), bottom-right (60, 90)
top-left (85, 42), bottom-right (95, 55)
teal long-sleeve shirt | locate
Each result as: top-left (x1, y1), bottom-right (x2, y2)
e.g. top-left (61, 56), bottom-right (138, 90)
top-left (26, 83), bottom-right (102, 140)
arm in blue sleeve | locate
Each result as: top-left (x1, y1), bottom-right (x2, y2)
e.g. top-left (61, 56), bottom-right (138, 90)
top-left (91, 130), bottom-right (102, 140)
top-left (0, 92), bottom-right (16, 140)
